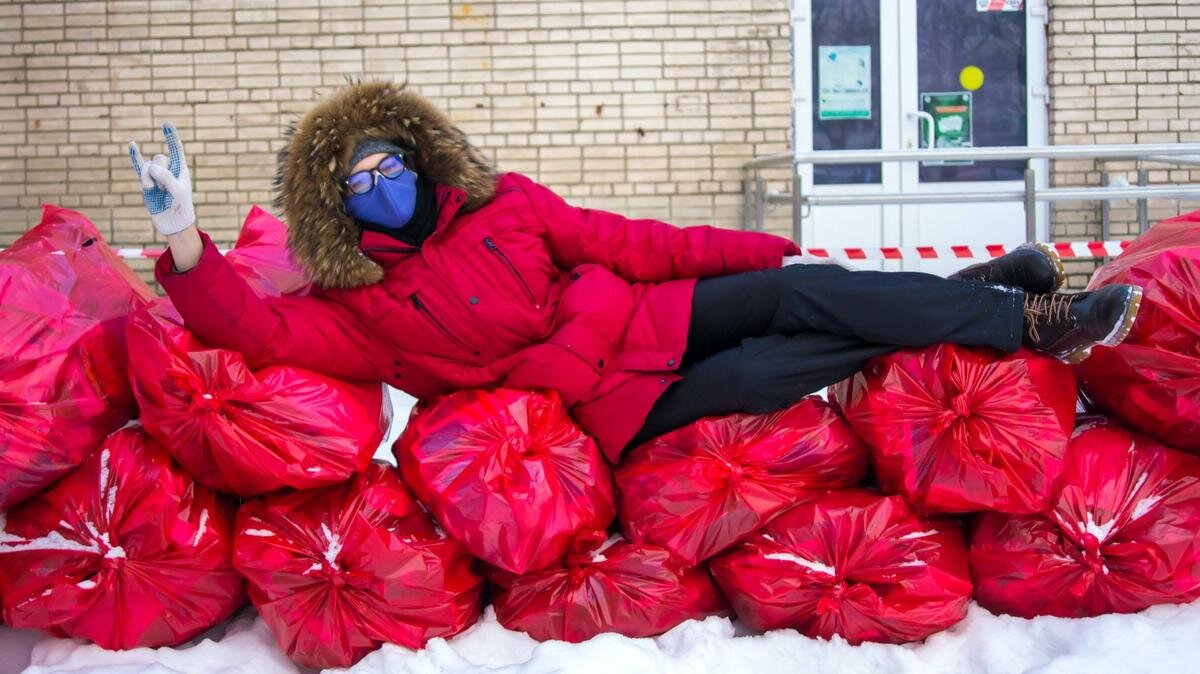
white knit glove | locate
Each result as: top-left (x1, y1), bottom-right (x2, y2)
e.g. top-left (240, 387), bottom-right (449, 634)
top-left (128, 121), bottom-right (195, 236)
top-left (783, 254), bottom-right (857, 271)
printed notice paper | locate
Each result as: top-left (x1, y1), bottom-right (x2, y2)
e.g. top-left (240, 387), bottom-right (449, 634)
top-left (920, 91), bottom-right (974, 166)
top-left (818, 45), bottom-right (871, 120)
top-left (977, 0), bottom-right (1023, 11)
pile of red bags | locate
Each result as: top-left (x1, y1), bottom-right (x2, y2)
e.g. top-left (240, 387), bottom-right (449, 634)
top-left (1078, 211), bottom-right (1200, 453)
top-left (616, 396), bottom-right (868, 564)
top-left (125, 208), bottom-right (387, 495)
top-left (234, 462), bottom-right (483, 668)
top-left (832, 344), bottom-right (1076, 514)
top-left (7, 202), bottom-right (1200, 663)
top-left (0, 206), bottom-right (411, 668)
top-left (710, 491), bottom-right (972, 644)
top-left (490, 531), bottom-right (727, 642)
top-left (970, 420), bottom-right (1200, 618)
top-left (0, 205), bottom-right (153, 509)
top-left (395, 388), bottom-right (616, 574)
top-left (0, 426), bottom-right (244, 648)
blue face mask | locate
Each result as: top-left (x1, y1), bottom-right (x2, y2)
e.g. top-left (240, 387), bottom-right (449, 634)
top-left (343, 169), bottom-right (419, 230)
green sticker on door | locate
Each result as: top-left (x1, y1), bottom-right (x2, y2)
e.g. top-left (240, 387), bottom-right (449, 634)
top-left (920, 91), bottom-right (973, 165)
top-left (818, 46), bottom-right (872, 120)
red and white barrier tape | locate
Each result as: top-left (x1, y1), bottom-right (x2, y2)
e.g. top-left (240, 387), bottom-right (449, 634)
top-left (15, 240), bottom-right (1133, 261)
top-left (797, 240), bottom-right (1132, 261)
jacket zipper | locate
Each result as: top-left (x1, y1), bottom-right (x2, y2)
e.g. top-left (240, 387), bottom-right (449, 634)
top-left (409, 292), bottom-right (480, 356)
top-left (483, 237), bottom-right (541, 309)
top-left (362, 246), bottom-right (418, 255)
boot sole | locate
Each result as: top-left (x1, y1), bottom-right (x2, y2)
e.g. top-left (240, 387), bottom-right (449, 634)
top-left (1028, 242), bottom-right (1067, 292)
top-left (1063, 285), bottom-right (1143, 364)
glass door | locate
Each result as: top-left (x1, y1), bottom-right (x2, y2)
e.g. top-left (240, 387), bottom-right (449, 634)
top-left (897, 0), bottom-right (1049, 274)
top-left (794, 0), bottom-right (901, 270)
top-left (795, 0), bottom-right (1048, 276)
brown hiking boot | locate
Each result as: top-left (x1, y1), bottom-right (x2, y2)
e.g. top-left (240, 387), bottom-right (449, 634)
top-left (950, 243), bottom-right (1066, 294)
top-left (1022, 285), bottom-right (1143, 364)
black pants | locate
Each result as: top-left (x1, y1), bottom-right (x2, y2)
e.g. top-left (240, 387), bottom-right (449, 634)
top-left (627, 263), bottom-right (1025, 450)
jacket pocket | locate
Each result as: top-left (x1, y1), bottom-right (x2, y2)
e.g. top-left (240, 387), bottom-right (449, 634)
top-left (409, 291), bottom-right (481, 357)
top-left (482, 237), bottom-right (541, 309)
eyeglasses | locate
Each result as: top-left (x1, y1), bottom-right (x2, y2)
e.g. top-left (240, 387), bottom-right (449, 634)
top-left (342, 153), bottom-right (408, 196)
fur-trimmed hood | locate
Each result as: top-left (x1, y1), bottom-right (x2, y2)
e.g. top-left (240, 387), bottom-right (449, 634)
top-left (273, 79), bottom-right (496, 289)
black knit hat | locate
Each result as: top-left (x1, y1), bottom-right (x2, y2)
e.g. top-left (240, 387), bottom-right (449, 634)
top-left (347, 137), bottom-right (407, 172)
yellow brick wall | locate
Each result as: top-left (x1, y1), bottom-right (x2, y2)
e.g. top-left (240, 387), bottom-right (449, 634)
top-left (1048, 0), bottom-right (1200, 287)
top-left (6, 2), bottom-right (1197, 288)
top-left (0, 0), bottom-right (793, 283)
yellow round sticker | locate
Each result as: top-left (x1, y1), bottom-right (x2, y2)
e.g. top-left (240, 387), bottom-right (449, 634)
top-left (960, 66), bottom-right (985, 91)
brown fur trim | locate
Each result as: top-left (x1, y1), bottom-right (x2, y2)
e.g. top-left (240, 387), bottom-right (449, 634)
top-left (273, 78), bottom-right (496, 289)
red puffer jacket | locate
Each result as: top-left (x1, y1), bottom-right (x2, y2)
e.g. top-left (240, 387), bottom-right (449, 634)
top-left (157, 173), bottom-right (797, 458)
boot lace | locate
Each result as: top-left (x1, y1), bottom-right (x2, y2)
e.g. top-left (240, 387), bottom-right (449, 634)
top-left (1024, 293), bottom-right (1075, 342)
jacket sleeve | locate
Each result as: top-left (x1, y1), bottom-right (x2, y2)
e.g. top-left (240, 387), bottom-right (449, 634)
top-left (513, 174), bottom-right (801, 282)
top-left (155, 231), bottom-right (383, 382)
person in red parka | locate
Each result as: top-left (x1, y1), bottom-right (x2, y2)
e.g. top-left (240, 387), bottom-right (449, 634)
top-left (128, 80), bottom-right (1141, 461)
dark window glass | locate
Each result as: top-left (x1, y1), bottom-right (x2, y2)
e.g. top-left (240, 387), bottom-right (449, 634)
top-left (812, 0), bottom-right (882, 185)
top-left (917, 2), bottom-right (1027, 182)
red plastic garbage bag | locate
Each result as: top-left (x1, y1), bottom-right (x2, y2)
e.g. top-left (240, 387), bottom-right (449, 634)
top-left (491, 531), bottom-right (727, 642)
top-left (126, 208), bottom-right (386, 496)
top-left (126, 302), bottom-right (387, 495)
top-left (616, 396), bottom-right (868, 565)
top-left (0, 426), bottom-right (244, 649)
top-left (224, 205), bottom-right (312, 298)
top-left (0, 205), bottom-right (154, 510)
top-left (832, 344), bottom-right (1076, 514)
top-left (395, 388), bottom-right (616, 574)
top-left (234, 462), bottom-right (483, 669)
top-left (709, 490), bottom-right (972, 644)
top-left (1078, 211), bottom-right (1200, 452)
top-left (969, 419), bottom-right (1200, 618)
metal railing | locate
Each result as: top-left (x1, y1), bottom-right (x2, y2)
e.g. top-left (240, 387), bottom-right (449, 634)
top-left (742, 143), bottom-right (1200, 245)
top-left (1099, 154), bottom-right (1200, 238)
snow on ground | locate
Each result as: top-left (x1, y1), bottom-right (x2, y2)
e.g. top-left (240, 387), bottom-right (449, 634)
top-left (5, 600), bottom-right (1200, 674)
top-left (374, 385), bottom-right (416, 463)
top-left (3, 387), bottom-right (1200, 673)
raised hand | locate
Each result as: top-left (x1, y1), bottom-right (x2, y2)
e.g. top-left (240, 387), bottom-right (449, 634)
top-left (129, 121), bottom-right (195, 236)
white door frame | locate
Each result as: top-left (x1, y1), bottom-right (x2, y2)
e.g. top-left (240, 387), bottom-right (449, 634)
top-left (791, 0), bottom-right (1051, 254)
top-left (792, 0), bottom-right (902, 254)
top-left (896, 0), bottom-right (1050, 248)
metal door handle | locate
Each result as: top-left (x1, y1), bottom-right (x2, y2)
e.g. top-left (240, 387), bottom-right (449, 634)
top-left (907, 111), bottom-right (935, 149)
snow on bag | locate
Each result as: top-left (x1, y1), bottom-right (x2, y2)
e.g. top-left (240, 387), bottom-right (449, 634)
top-left (1077, 211), bottom-right (1200, 452)
top-left (489, 531), bottom-right (728, 643)
top-left (616, 396), bottom-right (869, 565)
top-left (125, 208), bottom-right (387, 495)
top-left (0, 205), bottom-right (154, 510)
top-left (831, 344), bottom-right (1076, 514)
top-left (394, 388), bottom-right (616, 574)
top-left (709, 490), bottom-right (973, 644)
top-left (0, 426), bottom-right (244, 649)
top-left (970, 419), bottom-right (1200, 618)
top-left (234, 461), bottom-right (483, 669)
